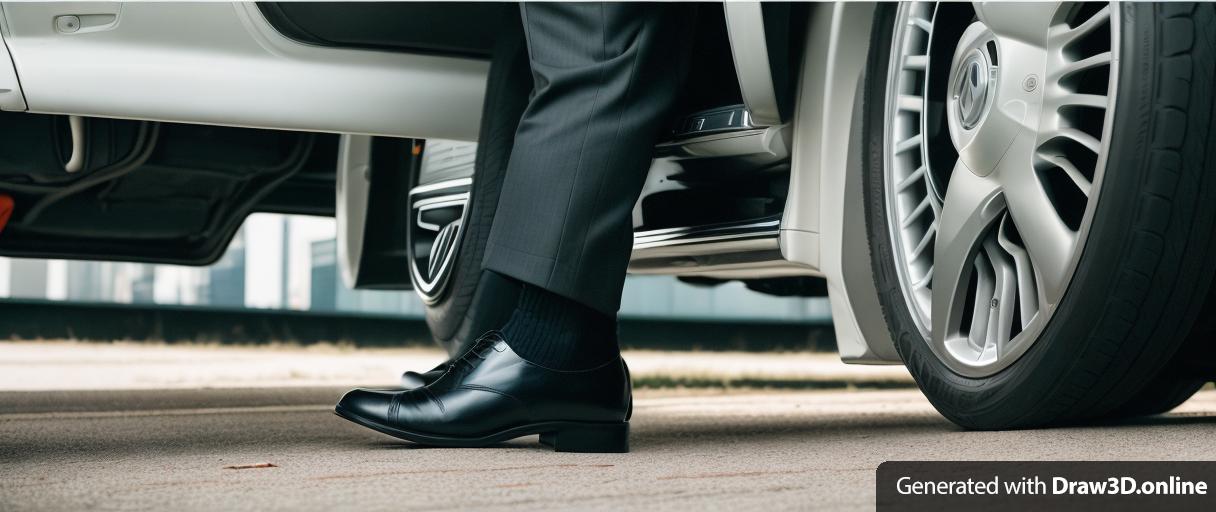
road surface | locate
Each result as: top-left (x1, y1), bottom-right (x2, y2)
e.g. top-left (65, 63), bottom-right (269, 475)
top-left (2, 387), bottom-right (1214, 511)
top-left (0, 341), bottom-right (913, 391)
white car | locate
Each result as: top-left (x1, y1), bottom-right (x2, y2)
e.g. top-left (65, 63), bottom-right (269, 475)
top-left (0, 2), bottom-right (1213, 429)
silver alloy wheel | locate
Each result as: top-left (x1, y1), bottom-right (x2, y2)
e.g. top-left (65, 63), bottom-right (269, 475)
top-left (883, 2), bottom-right (1118, 377)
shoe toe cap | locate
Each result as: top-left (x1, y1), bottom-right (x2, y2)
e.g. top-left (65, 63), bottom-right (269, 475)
top-left (336, 388), bottom-right (395, 422)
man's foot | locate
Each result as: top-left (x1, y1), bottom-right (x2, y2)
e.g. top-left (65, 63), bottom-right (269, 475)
top-left (398, 360), bottom-right (633, 420)
top-left (399, 364), bottom-right (447, 389)
top-left (336, 332), bottom-right (631, 453)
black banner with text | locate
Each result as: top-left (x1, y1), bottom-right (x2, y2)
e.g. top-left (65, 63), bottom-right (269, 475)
top-left (877, 461), bottom-right (1216, 511)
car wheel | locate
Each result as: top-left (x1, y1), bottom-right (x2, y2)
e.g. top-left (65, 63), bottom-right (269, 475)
top-left (407, 15), bottom-right (530, 357)
top-left (862, 2), bottom-right (1216, 428)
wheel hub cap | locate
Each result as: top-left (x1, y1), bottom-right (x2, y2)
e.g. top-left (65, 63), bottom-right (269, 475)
top-left (954, 49), bottom-right (991, 131)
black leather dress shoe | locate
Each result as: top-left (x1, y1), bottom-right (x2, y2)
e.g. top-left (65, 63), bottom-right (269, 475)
top-left (336, 332), bottom-right (632, 453)
top-left (398, 358), bottom-right (634, 423)
top-left (399, 360), bottom-right (633, 417)
top-left (400, 364), bottom-right (447, 389)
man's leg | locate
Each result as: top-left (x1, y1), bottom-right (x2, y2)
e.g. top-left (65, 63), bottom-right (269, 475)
top-left (485, 2), bottom-right (694, 317)
top-left (336, 3), bottom-right (694, 452)
top-left (482, 3), bottom-right (695, 371)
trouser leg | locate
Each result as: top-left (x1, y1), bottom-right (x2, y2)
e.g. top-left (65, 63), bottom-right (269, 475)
top-left (482, 2), bottom-right (696, 315)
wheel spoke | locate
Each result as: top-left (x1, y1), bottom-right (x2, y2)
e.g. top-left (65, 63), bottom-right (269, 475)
top-left (910, 223), bottom-right (937, 259)
top-left (982, 237), bottom-right (1019, 356)
top-left (895, 133), bottom-right (922, 154)
top-left (931, 161), bottom-right (1005, 346)
top-left (901, 196), bottom-right (933, 229)
top-left (965, 253), bottom-right (995, 352)
top-left (1051, 127), bottom-right (1101, 154)
top-left (914, 265), bottom-right (934, 289)
top-left (898, 94), bottom-right (924, 113)
top-left (1052, 51), bottom-right (1112, 81)
top-left (972, 2), bottom-right (1061, 47)
top-left (896, 165), bottom-right (927, 192)
top-left (1039, 153), bottom-right (1092, 197)
top-left (997, 215), bottom-right (1039, 330)
top-left (1057, 93), bottom-right (1108, 110)
top-left (1050, 4), bottom-right (1111, 47)
top-left (1000, 161), bottom-right (1077, 306)
top-left (903, 54), bottom-right (928, 71)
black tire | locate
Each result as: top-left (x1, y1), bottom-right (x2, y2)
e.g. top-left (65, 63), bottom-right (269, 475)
top-left (421, 13), bottom-right (531, 357)
top-left (862, 3), bottom-right (1216, 429)
top-left (1109, 275), bottom-right (1216, 418)
top-left (1109, 377), bottom-right (1205, 418)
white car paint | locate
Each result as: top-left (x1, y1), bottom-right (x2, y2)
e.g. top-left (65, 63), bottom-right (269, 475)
top-left (0, 2), bottom-right (488, 141)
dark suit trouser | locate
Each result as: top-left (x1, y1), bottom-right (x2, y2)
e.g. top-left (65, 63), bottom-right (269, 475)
top-left (483, 2), bottom-right (695, 315)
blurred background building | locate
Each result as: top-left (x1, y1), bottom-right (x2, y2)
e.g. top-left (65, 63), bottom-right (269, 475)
top-left (0, 213), bottom-right (831, 324)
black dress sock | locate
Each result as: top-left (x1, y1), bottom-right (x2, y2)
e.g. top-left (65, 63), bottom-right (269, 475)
top-left (497, 275), bottom-right (620, 370)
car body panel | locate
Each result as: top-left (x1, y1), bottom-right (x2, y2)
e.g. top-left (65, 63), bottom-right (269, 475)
top-left (781, 2), bottom-right (900, 363)
top-left (0, 2), bottom-right (487, 140)
top-left (0, 22), bottom-right (24, 111)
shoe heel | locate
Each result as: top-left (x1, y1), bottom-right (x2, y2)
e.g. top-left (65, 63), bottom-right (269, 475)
top-left (543, 423), bottom-right (629, 453)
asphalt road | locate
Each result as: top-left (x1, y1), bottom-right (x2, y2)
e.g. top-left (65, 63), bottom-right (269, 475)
top-left (2, 387), bottom-right (1214, 511)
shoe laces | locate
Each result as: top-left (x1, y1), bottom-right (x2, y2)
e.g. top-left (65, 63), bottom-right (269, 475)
top-left (449, 331), bottom-right (505, 373)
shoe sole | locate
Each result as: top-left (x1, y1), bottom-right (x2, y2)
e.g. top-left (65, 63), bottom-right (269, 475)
top-left (334, 405), bottom-right (630, 453)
